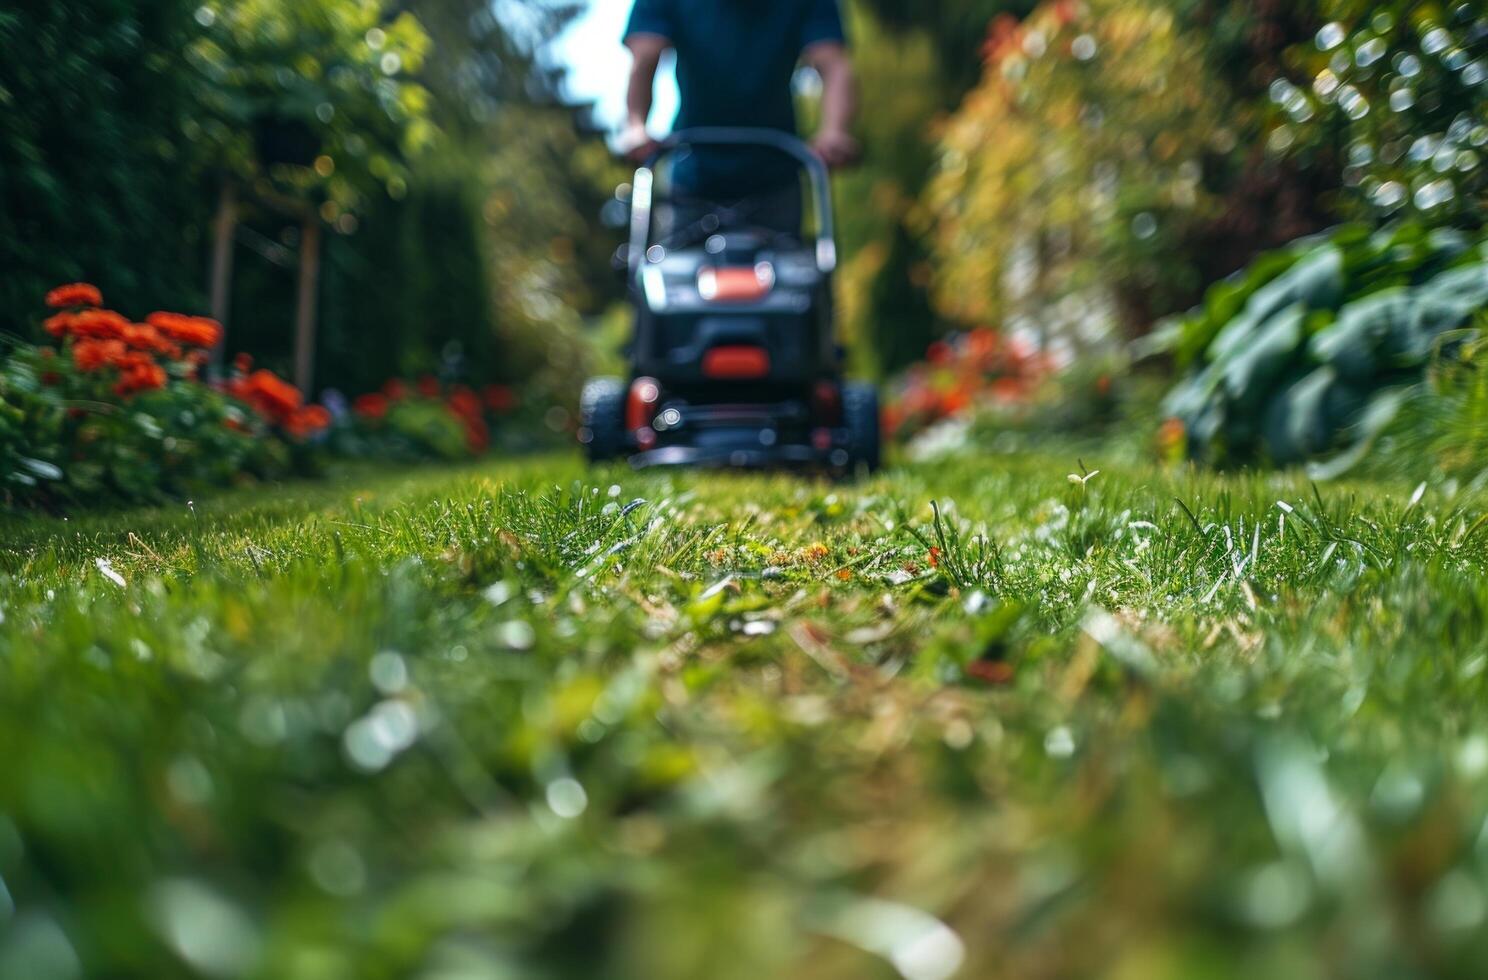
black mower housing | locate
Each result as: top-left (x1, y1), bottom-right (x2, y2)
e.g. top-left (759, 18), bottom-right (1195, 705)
top-left (581, 128), bottom-right (879, 472)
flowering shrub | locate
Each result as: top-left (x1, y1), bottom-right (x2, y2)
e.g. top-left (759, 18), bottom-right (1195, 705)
top-left (882, 328), bottom-right (1057, 441)
top-left (924, 0), bottom-right (1231, 337)
top-left (337, 376), bottom-right (520, 461)
top-left (0, 284), bottom-right (327, 508)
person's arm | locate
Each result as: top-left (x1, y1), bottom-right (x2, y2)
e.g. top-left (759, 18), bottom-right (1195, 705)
top-left (621, 0), bottom-right (674, 162)
top-left (804, 41), bottom-right (859, 168)
top-left (622, 33), bottom-right (669, 161)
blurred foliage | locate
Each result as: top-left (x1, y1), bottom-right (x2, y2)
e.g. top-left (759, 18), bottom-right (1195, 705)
top-left (923, 0), bottom-right (1340, 343)
top-left (391, 0), bottom-right (625, 403)
top-left (0, 346), bottom-right (294, 509)
top-left (829, 1), bottom-right (1049, 376)
top-left (1364, 323), bottom-right (1488, 483)
top-left (188, 0), bottom-right (435, 211)
top-left (313, 161), bottom-right (502, 395)
top-left (0, 0), bottom-right (619, 409)
top-left (1156, 222), bottom-right (1488, 469)
top-left (333, 376), bottom-right (546, 462)
top-left (854, 0), bottom-right (1038, 91)
top-left (239, 0), bottom-right (622, 404)
top-left (1130, 0), bottom-right (1488, 475)
top-left (831, 7), bottom-right (946, 376)
top-left (0, 3), bottom-right (208, 330)
top-left (1268, 1), bottom-right (1488, 227)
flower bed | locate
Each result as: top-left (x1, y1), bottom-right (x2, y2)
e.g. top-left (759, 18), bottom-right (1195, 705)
top-left (0, 284), bottom-right (327, 508)
top-left (882, 328), bottom-right (1057, 443)
top-left (336, 376), bottom-right (521, 461)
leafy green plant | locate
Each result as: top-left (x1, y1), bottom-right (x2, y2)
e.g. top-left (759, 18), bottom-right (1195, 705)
top-left (1357, 321), bottom-right (1488, 482)
top-left (336, 386), bottom-right (476, 462)
top-left (1155, 221), bottom-right (1488, 468)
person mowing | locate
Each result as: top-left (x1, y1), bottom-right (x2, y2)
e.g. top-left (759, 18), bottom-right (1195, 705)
top-left (620, 0), bottom-right (858, 237)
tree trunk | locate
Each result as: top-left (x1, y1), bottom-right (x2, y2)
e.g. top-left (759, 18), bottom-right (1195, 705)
top-left (294, 216), bottom-right (322, 395)
top-left (208, 179), bottom-right (238, 378)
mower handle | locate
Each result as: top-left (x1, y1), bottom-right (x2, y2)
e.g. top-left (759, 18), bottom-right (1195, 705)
top-left (629, 127), bottom-right (836, 278)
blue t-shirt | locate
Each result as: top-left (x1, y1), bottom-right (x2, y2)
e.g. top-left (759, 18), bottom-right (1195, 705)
top-left (625, 0), bottom-right (847, 197)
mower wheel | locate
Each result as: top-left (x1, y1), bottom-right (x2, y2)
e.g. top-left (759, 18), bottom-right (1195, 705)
top-left (580, 377), bottom-right (627, 463)
top-left (843, 381), bottom-right (882, 473)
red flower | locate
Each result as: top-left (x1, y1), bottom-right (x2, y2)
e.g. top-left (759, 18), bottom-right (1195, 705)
top-left (73, 338), bottom-right (127, 372)
top-left (940, 388), bottom-right (971, 415)
top-left (966, 328), bottom-right (1001, 361)
top-left (482, 384), bottom-right (518, 414)
top-left (928, 546), bottom-right (941, 569)
top-left (991, 377), bottom-right (1027, 402)
top-left (285, 404), bottom-right (332, 438)
top-left (354, 393), bottom-right (390, 420)
top-left (123, 323), bottom-right (182, 359)
top-left (146, 312), bottom-right (223, 348)
top-left (248, 370), bottom-right (302, 418)
top-left (461, 414), bottom-right (490, 453)
top-left (234, 352), bottom-right (254, 374)
top-left (383, 379), bottom-right (409, 401)
top-left (46, 283), bottom-right (103, 309)
top-left (982, 13), bottom-right (1024, 65)
top-left (1157, 417), bottom-right (1187, 458)
top-left (114, 352), bottom-right (167, 397)
top-left (447, 387), bottom-right (483, 421)
top-left (44, 312), bottom-right (77, 338)
top-left (966, 659), bottom-right (1015, 685)
top-left (69, 309), bottom-right (132, 340)
top-left (927, 340), bottom-right (953, 365)
top-left (417, 375), bottom-right (441, 398)
top-left (229, 369), bottom-right (304, 423)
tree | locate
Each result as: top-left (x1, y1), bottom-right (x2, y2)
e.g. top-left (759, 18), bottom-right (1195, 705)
top-left (311, 0), bottom-right (624, 401)
top-left (188, 0), bottom-right (436, 213)
top-left (919, 0), bottom-right (1342, 342)
top-left (854, 0), bottom-right (1040, 94)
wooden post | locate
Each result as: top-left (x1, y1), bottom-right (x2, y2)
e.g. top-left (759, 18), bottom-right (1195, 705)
top-left (208, 180), bottom-right (238, 378)
top-left (294, 214), bottom-right (322, 395)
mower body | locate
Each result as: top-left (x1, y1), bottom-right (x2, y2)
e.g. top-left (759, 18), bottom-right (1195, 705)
top-left (580, 128), bottom-right (880, 472)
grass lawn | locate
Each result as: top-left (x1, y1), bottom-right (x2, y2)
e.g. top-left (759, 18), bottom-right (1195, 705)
top-left (3, 450), bottom-right (1488, 979)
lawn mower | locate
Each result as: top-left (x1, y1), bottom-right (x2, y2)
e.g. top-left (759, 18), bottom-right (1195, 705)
top-left (579, 127), bottom-right (880, 473)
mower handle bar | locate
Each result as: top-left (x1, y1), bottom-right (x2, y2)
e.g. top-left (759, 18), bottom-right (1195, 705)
top-left (629, 127), bottom-right (836, 277)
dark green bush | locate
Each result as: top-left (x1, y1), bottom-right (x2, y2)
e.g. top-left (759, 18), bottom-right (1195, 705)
top-left (1155, 222), bottom-right (1488, 468)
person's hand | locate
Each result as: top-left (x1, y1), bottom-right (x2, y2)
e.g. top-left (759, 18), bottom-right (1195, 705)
top-left (812, 128), bottom-right (861, 169)
top-left (619, 120), bottom-right (660, 164)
